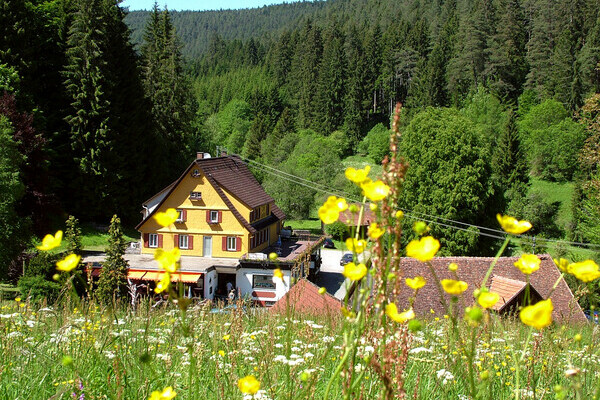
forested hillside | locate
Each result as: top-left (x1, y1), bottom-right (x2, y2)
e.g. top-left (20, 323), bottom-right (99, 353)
top-left (1, 0), bottom-right (599, 283)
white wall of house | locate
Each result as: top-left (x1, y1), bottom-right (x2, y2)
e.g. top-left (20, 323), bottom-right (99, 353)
top-left (204, 269), bottom-right (217, 300)
top-left (236, 268), bottom-right (291, 303)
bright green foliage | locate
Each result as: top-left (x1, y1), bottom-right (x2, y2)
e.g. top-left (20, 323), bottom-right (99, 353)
top-left (264, 131), bottom-right (342, 219)
top-left (357, 123), bottom-right (390, 164)
top-left (326, 221), bottom-right (348, 241)
top-left (65, 215), bottom-right (83, 256)
top-left (399, 108), bottom-right (495, 255)
top-left (17, 275), bottom-right (60, 302)
top-left (96, 215), bottom-right (129, 305)
top-left (0, 117), bottom-right (25, 277)
top-left (206, 99), bottom-right (252, 153)
top-left (519, 100), bottom-right (587, 181)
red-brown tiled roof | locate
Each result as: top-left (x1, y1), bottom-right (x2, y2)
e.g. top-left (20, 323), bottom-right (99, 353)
top-left (393, 255), bottom-right (586, 323)
top-left (198, 155), bottom-right (275, 209)
top-left (489, 275), bottom-right (527, 311)
top-left (270, 279), bottom-right (341, 316)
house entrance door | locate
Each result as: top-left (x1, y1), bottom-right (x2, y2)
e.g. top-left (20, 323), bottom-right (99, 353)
top-left (203, 236), bottom-right (212, 257)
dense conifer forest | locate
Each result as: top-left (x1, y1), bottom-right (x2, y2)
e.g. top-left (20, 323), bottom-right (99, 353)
top-left (1, 0), bottom-right (600, 282)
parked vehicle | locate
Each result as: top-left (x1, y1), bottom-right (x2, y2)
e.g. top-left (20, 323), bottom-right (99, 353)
top-left (340, 252), bottom-right (354, 266)
top-left (323, 238), bottom-right (335, 248)
top-left (585, 310), bottom-right (599, 324)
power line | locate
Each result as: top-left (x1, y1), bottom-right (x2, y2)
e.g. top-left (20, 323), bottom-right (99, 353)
top-left (236, 155), bottom-right (600, 250)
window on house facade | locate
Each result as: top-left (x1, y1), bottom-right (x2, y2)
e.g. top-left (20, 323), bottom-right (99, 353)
top-left (253, 274), bottom-right (275, 289)
top-left (227, 236), bottom-right (237, 251)
top-left (149, 233), bottom-right (158, 248)
top-left (210, 210), bottom-right (219, 223)
top-left (179, 235), bottom-right (189, 250)
top-left (189, 191), bottom-right (202, 200)
top-left (176, 209), bottom-right (184, 222)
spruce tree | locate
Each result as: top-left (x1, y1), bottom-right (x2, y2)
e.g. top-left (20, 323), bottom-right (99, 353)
top-left (525, 0), bottom-right (556, 98)
top-left (486, 0), bottom-right (527, 102)
top-left (96, 215), bottom-right (129, 305)
top-left (491, 108), bottom-right (529, 190)
top-left (65, 215), bottom-right (83, 255)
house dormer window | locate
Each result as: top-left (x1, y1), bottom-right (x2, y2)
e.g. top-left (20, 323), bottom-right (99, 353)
top-left (175, 209), bottom-right (186, 223)
top-left (189, 191), bottom-right (202, 200)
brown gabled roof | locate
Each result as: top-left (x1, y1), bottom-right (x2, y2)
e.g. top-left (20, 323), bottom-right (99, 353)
top-left (198, 155), bottom-right (275, 209)
top-left (136, 155), bottom-right (285, 231)
top-left (270, 278), bottom-right (341, 315)
top-left (394, 255), bottom-right (586, 323)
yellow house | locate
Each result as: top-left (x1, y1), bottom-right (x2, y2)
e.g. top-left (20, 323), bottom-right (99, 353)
top-left (136, 153), bottom-right (285, 259)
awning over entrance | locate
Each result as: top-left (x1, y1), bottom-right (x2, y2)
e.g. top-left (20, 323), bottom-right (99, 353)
top-left (129, 270), bottom-right (202, 284)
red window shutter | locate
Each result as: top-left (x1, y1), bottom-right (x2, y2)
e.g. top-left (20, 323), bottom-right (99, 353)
top-left (143, 233), bottom-right (149, 248)
top-left (188, 235), bottom-right (193, 250)
top-left (158, 234), bottom-right (163, 248)
top-left (182, 209), bottom-right (187, 222)
top-left (174, 234), bottom-right (179, 248)
top-left (206, 210), bottom-right (211, 224)
top-left (236, 237), bottom-right (241, 252)
top-left (218, 211), bottom-right (222, 223)
top-left (222, 237), bottom-right (227, 251)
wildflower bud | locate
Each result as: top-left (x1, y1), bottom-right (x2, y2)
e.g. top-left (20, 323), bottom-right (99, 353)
top-left (52, 274), bottom-right (60, 281)
top-left (408, 319), bottom-right (422, 332)
top-left (349, 204), bottom-right (359, 213)
top-left (412, 221), bottom-right (429, 235)
top-left (318, 287), bottom-right (327, 295)
top-left (300, 371), bottom-right (310, 382)
top-left (448, 263), bottom-right (458, 272)
top-left (61, 355), bottom-right (73, 367)
top-left (387, 272), bottom-right (396, 280)
top-left (480, 370), bottom-right (490, 380)
top-left (574, 333), bottom-right (582, 342)
top-left (369, 203), bottom-right (377, 211)
top-left (269, 252), bottom-right (278, 261)
top-left (466, 307), bottom-right (483, 323)
top-left (473, 289), bottom-right (481, 299)
top-left (395, 210), bottom-right (404, 219)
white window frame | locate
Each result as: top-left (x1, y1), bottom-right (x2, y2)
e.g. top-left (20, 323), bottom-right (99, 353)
top-left (179, 235), bottom-right (189, 250)
top-left (176, 209), bottom-right (184, 223)
top-left (210, 210), bottom-right (219, 223)
top-left (149, 233), bottom-right (158, 248)
top-left (227, 236), bottom-right (237, 251)
top-left (252, 274), bottom-right (276, 290)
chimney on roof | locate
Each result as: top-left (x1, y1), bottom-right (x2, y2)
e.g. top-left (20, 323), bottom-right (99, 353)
top-left (196, 152), bottom-right (204, 160)
top-left (220, 150), bottom-right (228, 157)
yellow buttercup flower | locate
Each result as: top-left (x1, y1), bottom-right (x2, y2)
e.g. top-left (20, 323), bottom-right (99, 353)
top-left (441, 279), bottom-right (468, 295)
top-left (405, 276), bottom-right (426, 290)
top-left (318, 196), bottom-right (348, 225)
top-left (149, 386), bottom-right (176, 400)
top-left (567, 260), bottom-right (600, 282)
top-left (155, 273), bottom-right (171, 294)
top-left (274, 268), bottom-right (283, 280)
top-left (154, 248), bottom-right (181, 273)
top-left (154, 208), bottom-right (179, 227)
top-left (478, 291), bottom-right (500, 309)
top-left (218, 350), bottom-right (226, 357)
top-left (361, 179), bottom-right (390, 202)
top-left (385, 303), bottom-right (415, 323)
top-left (269, 252), bottom-right (278, 261)
top-left (553, 258), bottom-right (570, 273)
top-left (496, 214), bottom-right (532, 234)
top-left (343, 262), bottom-right (367, 281)
top-left (520, 299), bottom-right (553, 330)
top-left (56, 254), bottom-right (81, 272)
top-left (223, 334), bottom-right (230, 341)
top-left (37, 231), bottom-right (63, 251)
top-left (345, 166), bottom-right (371, 184)
top-left (406, 236), bottom-right (440, 262)
top-left (367, 223), bottom-right (385, 239)
top-left (514, 254), bottom-right (540, 275)
top-left (346, 238), bottom-right (367, 253)
top-left (448, 263), bottom-right (458, 272)
top-left (318, 287), bottom-right (327, 295)
top-left (237, 375), bottom-right (260, 395)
